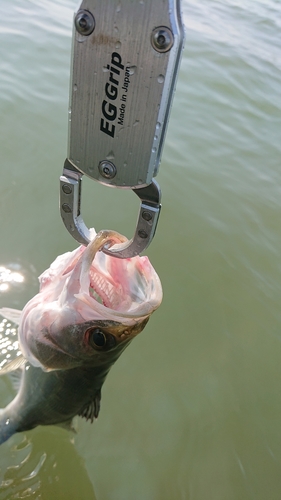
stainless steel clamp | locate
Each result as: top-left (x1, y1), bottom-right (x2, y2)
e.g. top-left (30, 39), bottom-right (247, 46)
top-left (60, 0), bottom-right (185, 257)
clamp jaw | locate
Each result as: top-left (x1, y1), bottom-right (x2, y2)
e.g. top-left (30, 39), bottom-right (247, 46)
top-left (60, 0), bottom-right (185, 257)
top-left (60, 159), bottom-right (161, 258)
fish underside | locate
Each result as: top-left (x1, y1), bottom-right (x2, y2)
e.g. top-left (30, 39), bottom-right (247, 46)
top-left (0, 230), bottom-right (162, 445)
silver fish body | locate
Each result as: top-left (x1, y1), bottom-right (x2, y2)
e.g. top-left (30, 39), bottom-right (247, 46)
top-left (0, 326), bottom-right (123, 442)
top-left (0, 230), bottom-right (162, 444)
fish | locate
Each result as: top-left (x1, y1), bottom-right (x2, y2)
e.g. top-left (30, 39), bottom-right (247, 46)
top-left (0, 229), bottom-right (162, 445)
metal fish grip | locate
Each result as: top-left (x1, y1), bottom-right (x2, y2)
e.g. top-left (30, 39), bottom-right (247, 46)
top-left (60, 0), bottom-right (185, 257)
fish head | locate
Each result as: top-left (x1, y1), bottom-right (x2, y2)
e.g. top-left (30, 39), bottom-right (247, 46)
top-left (19, 230), bottom-right (162, 371)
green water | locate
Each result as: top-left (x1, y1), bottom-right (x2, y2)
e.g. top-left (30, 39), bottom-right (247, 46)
top-left (0, 0), bottom-right (281, 498)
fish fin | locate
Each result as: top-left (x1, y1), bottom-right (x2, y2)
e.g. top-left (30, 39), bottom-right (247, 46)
top-left (0, 355), bottom-right (26, 375)
top-left (56, 419), bottom-right (77, 434)
top-left (0, 308), bottom-right (22, 325)
top-left (78, 389), bottom-right (101, 423)
top-left (8, 368), bottom-right (23, 392)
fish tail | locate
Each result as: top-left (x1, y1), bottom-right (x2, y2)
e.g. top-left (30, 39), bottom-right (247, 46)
top-left (0, 407), bottom-right (18, 445)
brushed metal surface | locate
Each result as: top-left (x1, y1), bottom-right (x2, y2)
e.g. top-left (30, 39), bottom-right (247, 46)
top-left (68, 0), bottom-right (185, 188)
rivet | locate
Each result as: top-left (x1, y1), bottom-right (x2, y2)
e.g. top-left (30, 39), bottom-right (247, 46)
top-left (138, 230), bottom-right (148, 239)
top-left (62, 203), bottom-right (72, 213)
top-left (62, 184), bottom-right (72, 195)
top-left (142, 211), bottom-right (152, 222)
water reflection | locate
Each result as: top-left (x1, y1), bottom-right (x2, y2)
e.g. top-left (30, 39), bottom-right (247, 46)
top-left (0, 428), bottom-right (97, 499)
top-left (0, 318), bottom-right (20, 372)
top-left (0, 262), bottom-right (38, 312)
top-left (0, 266), bottom-right (24, 293)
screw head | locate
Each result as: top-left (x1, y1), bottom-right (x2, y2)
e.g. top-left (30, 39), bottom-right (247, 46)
top-left (142, 210), bottom-right (152, 222)
top-left (62, 184), bottom-right (72, 195)
top-left (151, 27), bottom-right (173, 53)
top-left (62, 203), bottom-right (72, 213)
top-left (98, 161), bottom-right (117, 179)
top-left (75, 10), bottom-right (95, 36)
top-left (138, 230), bottom-right (148, 239)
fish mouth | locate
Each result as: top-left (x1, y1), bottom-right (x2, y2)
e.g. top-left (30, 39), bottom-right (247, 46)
top-left (68, 230), bottom-right (162, 322)
top-left (89, 262), bottom-right (122, 309)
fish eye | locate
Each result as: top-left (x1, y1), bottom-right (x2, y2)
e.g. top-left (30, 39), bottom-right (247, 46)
top-left (89, 329), bottom-right (106, 349)
top-left (85, 328), bottom-right (116, 351)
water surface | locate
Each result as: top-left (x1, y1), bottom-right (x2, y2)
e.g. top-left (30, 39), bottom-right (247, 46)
top-left (0, 0), bottom-right (281, 498)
